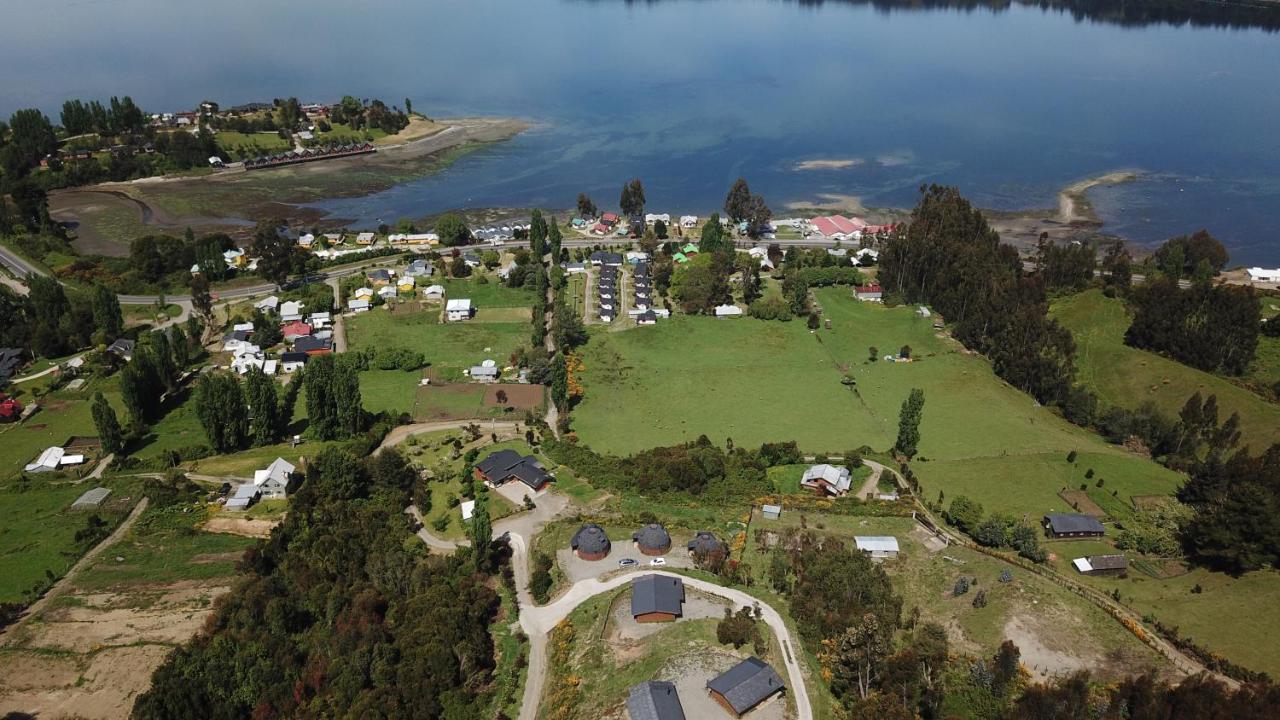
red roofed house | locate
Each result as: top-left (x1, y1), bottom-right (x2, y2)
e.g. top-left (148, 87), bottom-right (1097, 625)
top-left (855, 284), bottom-right (883, 302)
top-left (281, 321), bottom-right (313, 341)
top-left (0, 394), bottom-right (22, 422)
top-left (810, 215), bottom-right (868, 240)
top-left (600, 212), bottom-right (620, 227)
top-left (592, 223), bottom-right (610, 235)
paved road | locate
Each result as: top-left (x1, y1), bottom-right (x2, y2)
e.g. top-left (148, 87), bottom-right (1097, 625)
top-left (0, 497), bottom-right (149, 642)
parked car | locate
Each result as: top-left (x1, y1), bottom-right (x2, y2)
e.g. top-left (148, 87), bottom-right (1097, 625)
top-left (618, 558), bottom-right (638, 567)
top-left (649, 557), bottom-right (666, 566)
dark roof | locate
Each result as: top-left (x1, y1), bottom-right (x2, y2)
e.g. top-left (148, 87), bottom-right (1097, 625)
top-left (591, 251), bottom-right (623, 264)
top-left (1088, 554), bottom-right (1128, 570)
top-left (687, 531), bottom-right (724, 555)
top-left (293, 336), bottom-right (332, 352)
top-left (706, 657), bottom-right (785, 714)
top-left (638, 311), bottom-right (657, 322)
top-left (368, 268), bottom-right (392, 280)
top-left (474, 449), bottom-right (549, 489)
top-left (0, 347), bottom-right (23, 382)
top-left (631, 575), bottom-right (684, 617)
top-left (571, 524), bottom-right (611, 554)
top-left (280, 351), bottom-right (309, 363)
top-left (1044, 513), bottom-right (1105, 534)
top-left (108, 338), bottom-right (135, 355)
top-left (633, 523), bottom-right (671, 550)
top-left (627, 681), bottom-right (686, 720)
top-left (225, 330), bottom-right (251, 342)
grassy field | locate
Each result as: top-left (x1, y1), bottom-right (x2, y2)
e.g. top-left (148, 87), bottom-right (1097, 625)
top-left (121, 303), bottom-right (182, 325)
top-left (0, 375), bottom-right (125, 478)
top-left (767, 462), bottom-right (872, 494)
top-left (439, 277), bottom-right (536, 308)
top-left (1051, 289), bottom-right (1280, 449)
top-left (214, 131), bottom-right (292, 157)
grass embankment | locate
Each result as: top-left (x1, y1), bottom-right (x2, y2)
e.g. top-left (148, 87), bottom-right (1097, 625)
top-left (1051, 289), bottom-right (1280, 450)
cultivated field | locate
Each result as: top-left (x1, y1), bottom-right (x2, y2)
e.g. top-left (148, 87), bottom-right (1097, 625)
top-left (1052, 290), bottom-right (1280, 450)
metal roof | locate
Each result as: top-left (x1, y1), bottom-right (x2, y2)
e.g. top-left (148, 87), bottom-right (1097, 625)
top-left (706, 657), bottom-right (784, 714)
top-left (1044, 513), bottom-right (1105, 534)
top-left (627, 681), bottom-right (686, 720)
top-left (855, 536), bottom-right (900, 553)
top-left (631, 575), bottom-right (684, 617)
top-left (571, 524), bottom-right (611, 554)
top-left (71, 487), bottom-right (111, 509)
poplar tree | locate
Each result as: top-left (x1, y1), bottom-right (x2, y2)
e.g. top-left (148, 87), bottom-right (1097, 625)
top-left (305, 354), bottom-right (338, 440)
top-left (194, 372), bottom-right (249, 452)
top-left (90, 392), bottom-right (124, 455)
top-left (91, 283), bottom-right (123, 343)
top-left (470, 496), bottom-right (492, 573)
top-left (896, 388), bottom-right (925, 458)
top-left (245, 368), bottom-right (281, 446)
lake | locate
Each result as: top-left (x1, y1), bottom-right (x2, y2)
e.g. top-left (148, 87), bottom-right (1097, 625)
top-left (3, 0), bottom-right (1280, 263)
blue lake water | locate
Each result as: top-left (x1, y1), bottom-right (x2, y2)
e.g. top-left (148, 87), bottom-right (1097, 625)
top-left (3, 0), bottom-right (1280, 263)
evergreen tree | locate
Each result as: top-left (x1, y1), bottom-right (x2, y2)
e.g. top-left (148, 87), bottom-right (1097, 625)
top-left (193, 372), bottom-right (249, 452)
top-left (251, 220), bottom-right (295, 287)
top-left (529, 209), bottom-right (547, 258)
top-left (895, 388), bottom-right (925, 458)
top-left (333, 359), bottom-right (363, 438)
top-left (145, 330), bottom-right (177, 391)
top-left (120, 346), bottom-right (163, 423)
top-left (168, 325), bottom-right (190, 369)
top-left (90, 392), bottom-right (124, 456)
top-left (470, 496), bottom-right (492, 573)
top-left (27, 275), bottom-right (70, 357)
top-left (91, 283), bottom-right (123, 343)
top-left (305, 354), bottom-right (338, 440)
top-left (547, 216), bottom-right (563, 261)
top-left (189, 272), bottom-right (213, 320)
top-left (576, 193), bottom-right (598, 219)
top-left (724, 178), bottom-right (753, 223)
top-left (245, 368), bottom-right (281, 446)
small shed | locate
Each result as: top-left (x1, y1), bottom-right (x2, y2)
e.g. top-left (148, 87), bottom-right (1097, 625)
top-left (460, 500), bottom-right (476, 521)
top-left (761, 504), bottom-right (782, 520)
top-left (1073, 554), bottom-right (1127, 576)
top-left (855, 536), bottom-right (900, 559)
top-left (71, 487), bottom-right (111, 510)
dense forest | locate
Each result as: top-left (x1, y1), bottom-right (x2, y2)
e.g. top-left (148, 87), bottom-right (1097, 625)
top-left (133, 446), bottom-right (503, 719)
top-left (1125, 278), bottom-right (1261, 375)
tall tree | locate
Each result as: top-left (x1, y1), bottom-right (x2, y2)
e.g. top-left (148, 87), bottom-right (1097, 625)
top-left (435, 213), bottom-right (471, 247)
top-left (91, 283), bottom-right (124, 343)
top-left (305, 354), bottom-right (338, 440)
top-left (333, 358), bottom-right (363, 438)
top-left (619, 178), bottom-right (646, 216)
top-left (895, 388), bottom-right (925, 458)
top-left (245, 368), bottom-right (281, 446)
top-left (120, 346), bottom-right (163, 423)
top-left (26, 275), bottom-right (70, 357)
top-left (547, 216), bottom-right (563, 262)
top-left (251, 221), bottom-right (295, 287)
top-left (193, 372), bottom-right (249, 453)
top-left (189, 272), bottom-right (213, 321)
top-left (724, 178), bottom-right (753, 223)
top-left (470, 496), bottom-right (493, 572)
top-left (90, 392), bottom-right (124, 456)
top-left (529, 209), bottom-right (547, 258)
top-left (576, 193), bottom-right (598, 219)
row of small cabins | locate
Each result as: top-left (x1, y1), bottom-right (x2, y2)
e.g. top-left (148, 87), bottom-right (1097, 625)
top-left (242, 142), bottom-right (375, 170)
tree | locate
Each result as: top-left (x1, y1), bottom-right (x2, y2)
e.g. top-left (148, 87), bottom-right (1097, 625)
top-left (251, 221), bottom-right (295, 286)
top-left (699, 213), bottom-right (733, 255)
top-left (245, 368), bottom-right (281, 446)
top-left (724, 178), bottom-right (753, 223)
top-left (5, 108), bottom-right (58, 174)
top-left (619, 178), bottom-right (646, 216)
top-left (1125, 278), bottom-right (1260, 376)
top-left (822, 613), bottom-right (894, 702)
top-left (470, 496), bottom-right (492, 572)
top-left (91, 283), bottom-right (123, 343)
top-left (992, 640), bottom-right (1022, 696)
top-left (744, 194), bottom-right (773, 238)
top-left (495, 389), bottom-right (508, 405)
top-left (26, 275), bottom-right (71, 357)
top-left (120, 346), bottom-right (163, 423)
top-left (305, 354), bottom-right (338, 440)
top-left (1101, 242), bottom-right (1132, 292)
top-left (193, 372), bottom-right (249, 453)
top-left (1154, 229), bottom-right (1228, 278)
top-left (895, 388), bottom-right (925, 458)
top-left (91, 392), bottom-right (124, 456)
top-left (189, 272), bottom-right (213, 322)
top-left (947, 496), bottom-right (984, 533)
top-left (435, 213), bottom-right (471, 246)
top-left (333, 358), bottom-right (364, 438)
top-left (671, 255), bottom-right (730, 314)
top-left (576, 193), bottom-right (598, 219)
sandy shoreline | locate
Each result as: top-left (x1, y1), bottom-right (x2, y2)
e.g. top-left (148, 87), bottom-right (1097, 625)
top-left (794, 158), bottom-right (862, 171)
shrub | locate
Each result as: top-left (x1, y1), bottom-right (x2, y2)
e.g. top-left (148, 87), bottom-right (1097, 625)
top-left (972, 589), bottom-right (988, 608)
top-left (953, 577), bottom-right (970, 596)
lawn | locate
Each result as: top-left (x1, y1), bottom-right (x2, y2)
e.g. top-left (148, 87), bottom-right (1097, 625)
top-left (346, 306), bottom-right (530, 374)
top-left (0, 375), bottom-right (125, 478)
top-left (214, 131), bottom-right (291, 157)
top-left (121, 303), bottom-right (182, 326)
top-left (439, 277), bottom-right (536, 308)
top-left (767, 462), bottom-right (871, 494)
top-left (0, 475), bottom-right (141, 604)
top-left (1051, 289), bottom-right (1280, 449)
top-left (183, 440), bottom-right (337, 478)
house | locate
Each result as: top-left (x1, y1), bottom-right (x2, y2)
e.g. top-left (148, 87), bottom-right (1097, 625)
top-left (368, 268), bottom-right (394, 286)
top-left (0, 347), bottom-right (26, 384)
top-left (644, 213), bottom-right (670, 225)
top-left (809, 214), bottom-right (867, 240)
top-left (637, 310), bottom-right (657, 325)
top-left (681, 243), bottom-right (699, 255)
top-left (1043, 513), bottom-right (1106, 539)
top-left (714, 305), bottom-right (744, 318)
top-left (572, 524), bottom-right (611, 560)
top-left (468, 364), bottom-right (500, 382)
top-left (562, 262), bottom-right (587, 274)
top-left (915, 306), bottom-right (932, 318)
top-left (356, 232), bottom-right (376, 245)
top-left (1073, 554), bottom-right (1128, 576)
top-left (855, 248), bottom-right (880, 265)
top-left (107, 338), bottom-right (135, 361)
top-left (855, 284), bottom-right (883, 302)
top-left (463, 254), bottom-right (482, 268)
top-left (687, 531), bottom-right (725, 557)
top-left (348, 298), bottom-right (371, 313)
top-left (1246, 267), bottom-right (1280, 283)
top-left (24, 446), bottom-right (86, 473)
top-left (281, 321), bottom-right (313, 341)
top-left (633, 523), bottom-right (672, 556)
top-left (307, 312), bottom-right (331, 327)
top-left (281, 351), bottom-right (309, 373)
top-left (626, 251), bottom-right (650, 265)
top-left (298, 233), bottom-right (315, 248)
top-left (377, 285), bottom-right (398, 300)
top-left (353, 287), bottom-right (374, 300)
top-left (680, 215), bottom-right (698, 228)
top-left (422, 284), bottom-right (446, 301)
top-left (255, 295), bottom-right (280, 312)
top-left (232, 322), bottom-right (255, 333)
top-left (706, 657), bottom-right (785, 718)
top-left (71, 487), bottom-right (111, 510)
top-left (280, 301), bottom-right (305, 322)
top-left (801, 464), bottom-right (852, 496)
top-left (497, 260), bottom-right (519, 279)
top-left (631, 575), bottom-right (684, 622)
top-left (293, 336), bottom-right (333, 355)
top-left (627, 680), bottom-right (686, 720)
top-left (397, 276), bottom-right (417, 293)
top-left (473, 449), bottom-right (552, 490)
top-left (600, 212), bottom-right (620, 227)
top-left (592, 222), bottom-right (610, 235)
top-left (253, 457), bottom-right (296, 499)
top-left (404, 259), bottom-right (434, 277)
top-left (225, 483), bottom-right (259, 511)
top-left (223, 248), bottom-right (246, 268)
top-left (0, 394), bottom-right (23, 422)
top-left (460, 499), bottom-right (476, 521)
top-left (761, 504), bottom-right (782, 520)
top-left (590, 251), bottom-right (624, 267)
top-left (855, 536), bottom-right (901, 559)
top-left (672, 252), bottom-right (690, 264)
top-left (446, 298), bottom-right (473, 322)
top-left (222, 331), bottom-right (253, 353)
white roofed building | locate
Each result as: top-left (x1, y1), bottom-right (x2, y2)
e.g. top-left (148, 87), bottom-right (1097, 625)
top-left (855, 536), bottom-right (900, 558)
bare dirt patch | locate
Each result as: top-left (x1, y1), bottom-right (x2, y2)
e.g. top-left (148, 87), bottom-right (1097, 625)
top-left (1004, 613), bottom-right (1099, 679)
top-left (0, 644), bottom-right (174, 720)
top-left (483, 383), bottom-right (543, 411)
top-left (203, 515), bottom-right (279, 538)
top-left (1058, 489), bottom-right (1106, 517)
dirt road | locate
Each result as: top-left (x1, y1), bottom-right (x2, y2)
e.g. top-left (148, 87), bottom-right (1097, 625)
top-left (377, 419), bottom-right (522, 451)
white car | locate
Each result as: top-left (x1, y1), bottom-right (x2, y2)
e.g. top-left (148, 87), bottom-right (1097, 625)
top-left (649, 557), bottom-right (666, 567)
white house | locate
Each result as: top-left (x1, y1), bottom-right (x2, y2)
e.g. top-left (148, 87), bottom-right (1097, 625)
top-left (23, 446), bottom-right (85, 473)
top-left (298, 233), bottom-right (315, 248)
top-left (232, 322), bottom-right (255, 333)
top-left (855, 536), bottom-right (900, 559)
top-left (253, 457), bottom-right (296, 499)
top-left (308, 312), bottom-right (331, 327)
top-left (562, 262), bottom-right (588, 275)
top-left (356, 232), bottom-right (376, 245)
top-left (644, 213), bottom-right (670, 224)
top-left (714, 304), bottom-right (744, 318)
top-left (460, 500), bottom-right (476, 521)
top-left (348, 298), bottom-right (371, 313)
top-left (1247, 267), bottom-right (1280, 283)
top-left (680, 215), bottom-right (698, 228)
top-left (377, 285), bottom-right (398, 300)
top-left (422, 284), bottom-right (446, 301)
top-left (280, 301), bottom-right (305, 322)
top-left (801, 464), bottom-right (852, 496)
top-left (651, 308), bottom-right (671, 319)
top-left (255, 295), bottom-right (280, 312)
top-left (353, 287), bottom-right (374, 300)
top-left (497, 260), bottom-right (519, 279)
top-left (625, 251), bottom-right (650, 264)
top-left (223, 248), bottom-right (246, 268)
top-left (446, 298), bottom-right (473, 322)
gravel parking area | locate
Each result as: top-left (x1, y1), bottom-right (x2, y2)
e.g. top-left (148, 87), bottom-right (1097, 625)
top-left (557, 542), bottom-right (694, 584)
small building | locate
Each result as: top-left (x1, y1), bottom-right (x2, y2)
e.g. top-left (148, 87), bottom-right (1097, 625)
top-left (637, 310), bottom-right (657, 325)
top-left (0, 394), bottom-right (23, 422)
top-left (855, 536), bottom-right (901, 559)
top-left (1043, 513), bottom-right (1105, 539)
top-left (590, 251), bottom-right (624, 267)
top-left (255, 295), bottom-right (280, 312)
top-left (225, 483), bottom-right (259, 511)
top-left (356, 232), bottom-right (376, 245)
top-left (460, 499), bottom-right (476, 522)
top-left (801, 464), bottom-right (852, 496)
top-left (854, 284), bottom-right (883, 302)
top-left (915, 306), bottom-right (932, 318)
top-left (405, 259), bottom-right (434, 278)
top-left (497, 260), bottom-right (519, 279)
top-left (253, 457), bottom-right (296, 499)
top-left (562, 262), bottom-right (588, 275)
top-left (107, 338), bottom-right (135, 361)
top-left (446, 298), bottom-right (473, 322)
top-left (368, 268), bottom-right (394, 286)
top-left (24, 446), bottom-right (85, 473)
top-left (422, 284), bottom-right (446, 301)
top-left (706, 657), bottom-right (785, 718)
top-left (687, 531), bottom-right (725, 557)
top-left (293, 336), bottom-right (333, 355)
top-left (281, 321), bottom-right (313, 341)
top-left (631, 575), bottom-right (684, 623)
top-left (1073, 554), bottom-right (1128, 576)
top-left (463, 254), bottom-right (482, 268)
top-left (0, 347), bottom-right (25, 384)
top-left (468, 364), bottom-right (500, 382)
top-left (572, 523), bottom-right (612, 560)
top-left (348, 298), bottom-right (371, 313)
top-left (280, 301), bottom-right (305, 322)
top-left (627, 680), bottom-right (686, 720)
top-left (1246, 267), bottom-right (1280, 283)
top-left (71, 487), bottom-right (111, 510)
top-left (281, 351), bottom-right (309, 373)
top-left (473, 449), bottom-right (551, 490)
top-left (761, 504), bottom-right (782, 520)
top-left (377, 285), bottom-right (398, 300)
top-left (714, 305), bottom-right (744, 318)
top-left (680, 215), bottom-right (698, 228)
top-left (626, 251), bottom-right (650, 264)
top-left (633, 523), bottom-right (672, 556)
top-left (297, 233), bottom-right (315, 248)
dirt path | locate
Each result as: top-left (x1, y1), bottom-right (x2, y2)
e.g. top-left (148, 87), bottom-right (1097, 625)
top-left (1, 498), bottom-right (149, 642)
top-left (377, 419), bottom-right (522, 451)
top-left (855, 462), bottom-right (883, 500)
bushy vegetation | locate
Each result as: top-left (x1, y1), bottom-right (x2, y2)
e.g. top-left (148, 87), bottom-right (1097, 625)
top-left (1125, 278), bottom-right (1260, 375)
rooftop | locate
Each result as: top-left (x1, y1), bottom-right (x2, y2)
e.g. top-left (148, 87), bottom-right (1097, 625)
top-left (706, 657), bottom-right (784, 714)
top-left (631, 574), bottom-right (684, 617)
